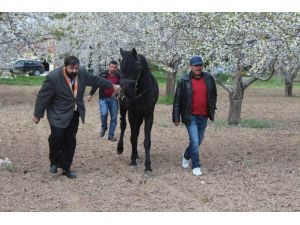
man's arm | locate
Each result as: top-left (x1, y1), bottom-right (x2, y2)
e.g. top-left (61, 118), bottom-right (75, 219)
top-left (172, 79), bottom-right (182, 125)
top-left (210, 75), bottom-right (217, 109)
top-left (84, 68), bottom-right (120, 93)
top-left (89, 84), bottom-right (98, 96)
top-left (84, 68), bottom-right (112, 89)
top-left (33, 75), bottom-right (55, 123)
top-left (213, 77), bottom-right (217, 107)
top-left (87, 74), bottom-right (100, 102)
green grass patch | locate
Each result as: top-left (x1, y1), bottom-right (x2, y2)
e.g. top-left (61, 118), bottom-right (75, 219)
top-left (240, 118), bottom-right (274, 129)
top-left (152, 70), bottom-right (166, 86)
top-left (0, 75), bottom-right (45, 86)
top-left (0, 67), bottom-right (166, 87)
top-left (216, 74), bottom-right (300, 89)
top-left (212, 119), bottom-right (230, 128)
top-left (158, 95), bottom-right (174, 105)
top-left (250, 76), bottom-right (300, 89)
top-left (213, 118), bottom-right (275, 129)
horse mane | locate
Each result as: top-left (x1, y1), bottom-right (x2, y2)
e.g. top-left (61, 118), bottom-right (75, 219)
top-left (138, 53), bottom-right (151, 76)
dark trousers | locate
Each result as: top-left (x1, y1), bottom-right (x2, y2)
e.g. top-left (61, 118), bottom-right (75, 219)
top-left (48, 111), bottom-right (79, 171)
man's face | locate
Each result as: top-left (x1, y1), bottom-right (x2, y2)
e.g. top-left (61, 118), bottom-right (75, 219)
top-left (190, 64), bottom-right (204, 76)
top-left (65, 64), bottom-right (79, 78)
top-left (109, 63), bottom-right (118, 75)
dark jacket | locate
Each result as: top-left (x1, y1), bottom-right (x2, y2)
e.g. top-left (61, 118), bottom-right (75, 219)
top-left (34, 66), bottom-right (113, 128)
top-left (89, 70), bottom-right (120, 99)
top-left (172, 71), bottom-right (217, 124)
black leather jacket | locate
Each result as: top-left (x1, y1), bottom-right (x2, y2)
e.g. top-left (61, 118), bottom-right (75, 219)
top-left (172, 71), bottom-right (217, 124)
top-left (89, 70), bottom-right (120, 99)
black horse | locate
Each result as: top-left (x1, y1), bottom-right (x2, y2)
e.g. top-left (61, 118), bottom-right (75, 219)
top-left (117, 48), bottom-right (159, 174)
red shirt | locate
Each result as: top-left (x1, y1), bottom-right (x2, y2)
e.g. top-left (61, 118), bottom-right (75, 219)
top-left (103, 73), bottom-right (119, 97)
top-left (191, 76), bottom-right (208, 116)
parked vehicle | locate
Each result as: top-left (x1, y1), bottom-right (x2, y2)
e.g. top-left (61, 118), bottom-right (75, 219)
top-left (10, 60), bottom-right (45, 76)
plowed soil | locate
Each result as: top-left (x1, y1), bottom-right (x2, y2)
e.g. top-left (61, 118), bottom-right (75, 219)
top-left (0, 85), bottom-right (299, 211)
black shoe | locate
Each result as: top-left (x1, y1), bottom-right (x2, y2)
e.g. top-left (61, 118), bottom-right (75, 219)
top-left (108, 136), bottom-right (117, 142)
top-left (62, 171), bottom-right (77, 179)
top-left (100, 129), bottom-right (106, 137)
top-left (49, 165), bottom-right (57, 174)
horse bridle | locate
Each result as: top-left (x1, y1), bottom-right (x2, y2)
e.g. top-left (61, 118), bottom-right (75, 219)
top-left (120, 55), bottom-right (148, 99)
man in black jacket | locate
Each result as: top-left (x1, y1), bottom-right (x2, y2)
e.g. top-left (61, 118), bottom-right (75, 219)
top-left (172, 56), bottom-right (217, 176)
top-left (33, 56), bottom-right (120, 179)
top-left (87, 60), bottom-right (120, 141)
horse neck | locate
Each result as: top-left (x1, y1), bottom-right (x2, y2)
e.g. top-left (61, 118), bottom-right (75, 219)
top-left (136, 71), bottom-right (152, 90)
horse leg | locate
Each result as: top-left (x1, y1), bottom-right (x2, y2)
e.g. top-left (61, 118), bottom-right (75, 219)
top-left (144, 112), bottom-right (154, 172)
top-left (128, 114), bottom-right (143, 166)
top-left (117, 105), bottom-right (127, 155)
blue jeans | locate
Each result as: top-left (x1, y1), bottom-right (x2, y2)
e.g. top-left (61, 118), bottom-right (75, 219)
top-left (99, 97), bottom-right (119, 138)
top-left (184, 115), bottom-right (208, 169)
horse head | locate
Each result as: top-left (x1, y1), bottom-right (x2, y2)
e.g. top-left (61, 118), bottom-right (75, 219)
top-left (120, 48), bottom-right (145, 98)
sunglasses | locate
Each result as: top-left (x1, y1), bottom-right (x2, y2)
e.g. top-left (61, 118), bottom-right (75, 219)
top-left (193, 64), bottom-right (203, 67)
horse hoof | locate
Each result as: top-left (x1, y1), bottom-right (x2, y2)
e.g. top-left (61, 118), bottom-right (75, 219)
top-left (136, 157), bottom-right (142, 164)
top-left (117, 150), bottom-right (123, 155)
top-left (129, 162), bottom-right (137, 166)
top-left (144, 170), bottom-right (152, 178)
top-left (117, 145), bottom-right (124, 155)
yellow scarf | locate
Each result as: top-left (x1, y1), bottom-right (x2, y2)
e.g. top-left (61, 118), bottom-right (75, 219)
top-left (63, 67), bottom-right (78, 111)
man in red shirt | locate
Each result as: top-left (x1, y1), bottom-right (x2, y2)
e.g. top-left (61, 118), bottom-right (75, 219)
top-left (172, 56), bottom-right (217, 176)
top-left (88, 60), bottom-right (120, 141)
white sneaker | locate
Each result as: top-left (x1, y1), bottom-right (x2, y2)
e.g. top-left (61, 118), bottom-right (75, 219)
top-left (182, 156), bottom-right (190, 169)
top-left (192, 167), bottom-right (202, 176)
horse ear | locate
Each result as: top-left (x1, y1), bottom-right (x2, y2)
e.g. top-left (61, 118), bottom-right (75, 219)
top-left (120, 48), bottom-right (124, 56)
top-left (131, 48), bottom-right (138, 59)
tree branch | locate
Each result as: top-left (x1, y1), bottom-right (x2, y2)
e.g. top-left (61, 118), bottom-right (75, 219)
top-left (242, 57), bottom-right (277, 89)
top-left (215, 77), bottom-right (233, 94)
top-left (242, 77), bottom-right (258, 89)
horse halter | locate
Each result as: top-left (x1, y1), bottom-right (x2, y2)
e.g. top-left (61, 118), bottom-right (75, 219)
top-left (121, 55), bottom-right (146, 98)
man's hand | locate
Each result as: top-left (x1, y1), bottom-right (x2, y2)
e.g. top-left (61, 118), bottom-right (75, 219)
top-left (174, 122), bottom-right (179, 126)
top-left (33, 116), bottom-right (40, 124)
top-left (112, 84), bottom-right (121, 93)
top-left (87, 95), bottom-right (93, 102)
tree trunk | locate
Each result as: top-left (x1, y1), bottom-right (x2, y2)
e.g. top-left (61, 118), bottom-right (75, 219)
top-left (166, 71), bottom-right (176, 97)
top-left (284, 81), bottom-right (293, 97)
top-left (283, 68), bottom-right (299, 97)
top-left (227, 55), bottom-right (246, 125)
top-left (228, 90), bottom-right (244, 125)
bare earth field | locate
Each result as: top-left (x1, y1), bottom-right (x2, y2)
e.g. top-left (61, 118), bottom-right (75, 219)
top-left (0, 85), bottom-right (299, 211)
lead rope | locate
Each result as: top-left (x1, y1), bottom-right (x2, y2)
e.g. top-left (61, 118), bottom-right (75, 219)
top-left (112, 90), bottom-right (121, 100)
